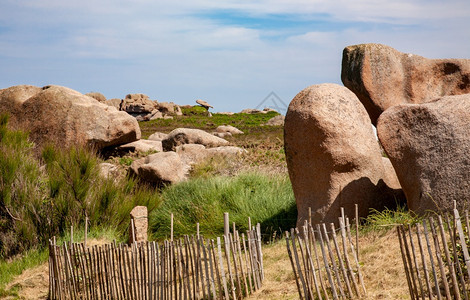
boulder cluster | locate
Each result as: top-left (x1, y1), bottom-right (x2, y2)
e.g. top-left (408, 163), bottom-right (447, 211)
top-left (128, 127), bottom-right (245, 186)
top-left (88, 92), bottom-right (183, 121)
top-left (0, 84), bottom-right (247, 187)
top-left (285, 43), bottom-right (470, 225)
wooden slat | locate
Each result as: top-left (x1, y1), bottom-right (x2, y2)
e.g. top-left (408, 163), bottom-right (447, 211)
top-left (397, 226), bottom-right (417, 300)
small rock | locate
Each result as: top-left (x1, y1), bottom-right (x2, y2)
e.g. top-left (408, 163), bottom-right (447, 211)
top-left (240, 108), bottom-right (267, 114)
top-left (162, 128), bottom-right (229, 151)
top-left (118, 139), bottom-right (163, 153)
top-left (216, 125), bottom-right (244, 135)
top-left (148, 132), bottom-right (168, 141)
top-left (263, 115), bottom-right (285, 126)
top-left (99, 162), bottom-right (120, 179)
top-left (216, 112), bottom-right (234, 116)
top-left (131, 151), bottom-right (188, 185)
top-left (212, 132), bottom-right (232, 138)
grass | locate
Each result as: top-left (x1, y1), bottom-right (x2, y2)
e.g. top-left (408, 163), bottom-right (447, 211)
top-left (149, 172), bottom-right (296, 240)
top-left (0, 248), bottom-right (48, 298)
top-left (363, 205), bottom-right (421, 232)
top-left (139, 109), bottom-right (281, 138)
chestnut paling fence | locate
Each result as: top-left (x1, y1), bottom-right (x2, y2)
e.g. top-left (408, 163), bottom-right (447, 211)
top-left (397, 208), bottom-right (470, 300)
top-left (285, 206), bottom-right (366, 300)
top-left (48, 225), bottom-right (264, 299)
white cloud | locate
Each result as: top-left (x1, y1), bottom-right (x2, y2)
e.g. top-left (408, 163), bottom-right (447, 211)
top-left (0, 0), bottom-right (469, 112)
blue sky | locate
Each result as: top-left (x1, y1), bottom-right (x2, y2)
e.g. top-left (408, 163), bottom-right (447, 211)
top-left (1, 0), bottom-right (469, 113)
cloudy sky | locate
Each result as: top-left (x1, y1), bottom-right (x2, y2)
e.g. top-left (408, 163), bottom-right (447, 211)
top-left (1, 1), bottom-right (469, 113)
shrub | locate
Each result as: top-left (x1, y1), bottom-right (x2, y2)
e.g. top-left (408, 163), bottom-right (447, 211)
top-left (0, 114), bottom-right (161, 258)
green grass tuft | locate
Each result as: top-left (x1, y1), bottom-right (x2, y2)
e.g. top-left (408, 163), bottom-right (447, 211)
top-left (149, 172), bottom-right (296, 240)
top-left (363, 205), bottom-right (421, 232)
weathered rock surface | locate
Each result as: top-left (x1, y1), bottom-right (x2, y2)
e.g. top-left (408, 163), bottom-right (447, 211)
top-left (263, 115), bottom-right (285, 126)
top-left (212, 132), bottom-right (232, 138)
top-left (162, 128), bottom-right (229, 151)
top-left (285, 83), bottom-right (402, 226)
top-left (196, 99), bottom-right (213, 109)
top-left (216, 125), bottom-right (243, 135)
top-left (121, 93), bottom-right (157, 114)
top-left (175, 144), bottom-right (208, 165)
top-left (0, 85), bottom-right (42, 126)
top-left (3, 85), bottom-right (140, 149)
top-left (341, 43), bottom-right (470, 125)
top-left (149, 110), bottom-right (163, 120)
top-left (118, 139), bottom-right (163, 153)
top-left (105, 98), bottom-right (122, 110)
top-left (129, 206), bottom-right (148, 243)
top-left (205, 146), bottom-right (246, 156)
top-left (148, 132), bottom-right (168, 141)
top-left (85, 92), bottom-right (106, 103)
top-left (130, 151), bottom-right (188, 185)
top-left (157, 102), bottom-right (182, 116)
top-left (377, 94), bottom-right (470, 214)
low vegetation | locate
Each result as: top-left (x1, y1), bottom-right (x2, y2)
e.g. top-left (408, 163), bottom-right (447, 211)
top-left (0, 114), bottom-right (160, 259)
top-left (150, 172), bottom-right (296, 240)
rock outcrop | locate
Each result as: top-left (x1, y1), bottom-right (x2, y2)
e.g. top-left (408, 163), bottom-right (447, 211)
top-left (285, 83), bottom-right (402, 226)
top-left (1, 85), bottom-right (140, 149)
top-left (377, 94), bottom-right (470, 214)
top-left (196, 99), bottom-right (213, 109)
top-left (341, 43), bottom-right (470, 125)
top-left (162, 128), bottom-right (229, 151)
top-left (85, 92), bottom-right (106, 103)
top-left (121, 93), bottom-right (157, 114)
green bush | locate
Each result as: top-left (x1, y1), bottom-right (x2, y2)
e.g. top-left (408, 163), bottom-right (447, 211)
top-left (149, 172), bottom-right (296, 240)
top-left (0, 114), bottom-right (161, 258)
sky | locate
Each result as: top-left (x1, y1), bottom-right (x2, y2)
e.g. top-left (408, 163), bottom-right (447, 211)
top-left (1, 1), bottom-right (469, 114)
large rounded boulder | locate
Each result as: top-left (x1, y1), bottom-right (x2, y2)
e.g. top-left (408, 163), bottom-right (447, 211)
top-left (377, 93), bottom-right (470, 214)
top-left (341, 43), bottom-right (470, 125)
top-left (285, 83), bottom-right (402, 226)
top-left (2, 85), bottom-right (140, 149)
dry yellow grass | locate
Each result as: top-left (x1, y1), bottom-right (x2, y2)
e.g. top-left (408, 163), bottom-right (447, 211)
top-left (248, 227), bottom-right (409, 299)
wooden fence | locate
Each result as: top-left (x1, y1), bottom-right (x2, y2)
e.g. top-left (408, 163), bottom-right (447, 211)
top-left (48, 225), bottom-right (264, 299)
top-left (285, 215), bottom-right (366, 300)
top-left (398, 208), bottom-right (470, 299)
